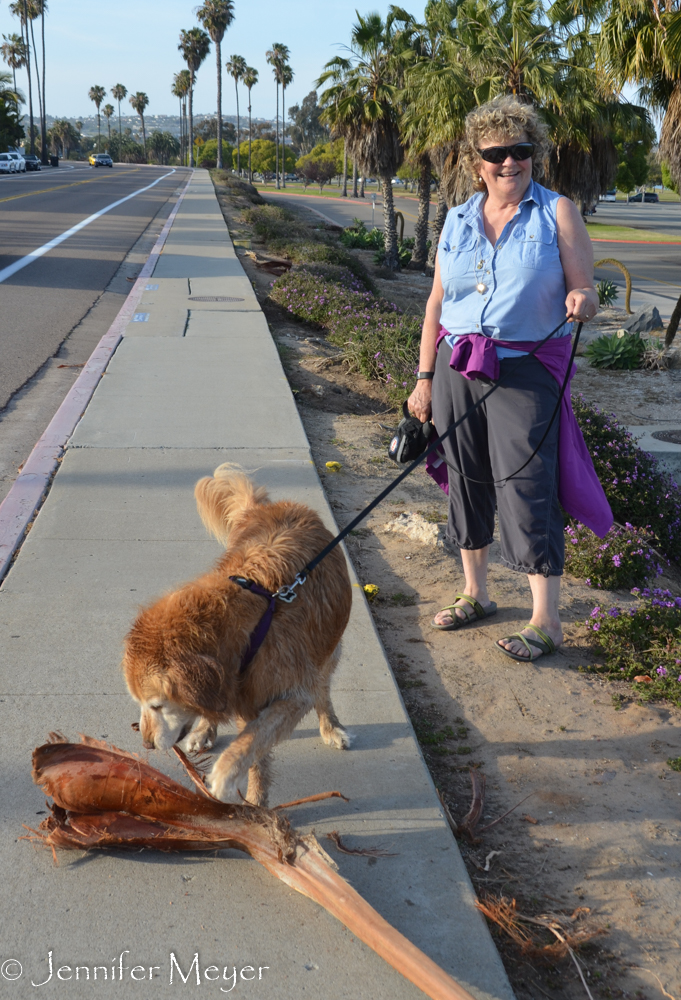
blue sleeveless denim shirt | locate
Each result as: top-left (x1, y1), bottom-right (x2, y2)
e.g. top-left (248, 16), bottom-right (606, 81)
top-left (438, 180), bottom-right (571, 358)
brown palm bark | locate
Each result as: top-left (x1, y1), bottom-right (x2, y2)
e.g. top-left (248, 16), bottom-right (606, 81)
top-left (409, 156), bottom-right (432, 271)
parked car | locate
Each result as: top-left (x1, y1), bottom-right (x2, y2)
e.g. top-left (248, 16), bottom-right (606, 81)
top-left (89, 153), bottom-right (113, 167)
top-left (391, 177), bottom-right (405, 185)
top-left (628, 191), bottom-right (659, 203)
top-left (600, 189), bottom-right (616, 202)
top-left (7, 150), bottom-right (25, 172)
top-left (23, 154), bottom-right (41, 171)
top-left (0, 152), bottom-right (15, 174)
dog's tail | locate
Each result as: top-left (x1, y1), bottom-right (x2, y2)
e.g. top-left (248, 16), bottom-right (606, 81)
top-left (195, 464), bottom-right (269, 548)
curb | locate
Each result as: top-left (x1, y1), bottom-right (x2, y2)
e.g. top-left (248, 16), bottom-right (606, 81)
top-left (0, 169), bottom-right (194, 584)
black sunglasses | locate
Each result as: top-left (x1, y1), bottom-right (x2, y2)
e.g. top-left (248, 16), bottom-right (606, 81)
top-left (478, 142), bottom-right (535, 164)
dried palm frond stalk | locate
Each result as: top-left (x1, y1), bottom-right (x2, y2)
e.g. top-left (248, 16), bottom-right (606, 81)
top-left (26, 734), bottom-right (475, 1000)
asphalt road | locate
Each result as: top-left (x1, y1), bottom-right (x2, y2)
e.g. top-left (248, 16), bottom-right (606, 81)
top-left (268, 189), bottom-right (681, 313)
top-left (0, 162), bottom-right (190, 409)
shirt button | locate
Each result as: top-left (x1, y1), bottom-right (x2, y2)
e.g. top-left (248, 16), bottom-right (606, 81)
top-left (529, 234), bottom-right (535, 239)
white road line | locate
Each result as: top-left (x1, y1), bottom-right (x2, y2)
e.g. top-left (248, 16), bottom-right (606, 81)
top-left (0, 168), bottom-right (176, 285)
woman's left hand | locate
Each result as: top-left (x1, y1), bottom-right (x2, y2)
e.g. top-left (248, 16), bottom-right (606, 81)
top-left (565, 286), bottom-right (599, 323)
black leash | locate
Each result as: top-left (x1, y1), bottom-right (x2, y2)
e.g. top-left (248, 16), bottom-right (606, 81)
top-left (230, 320), bottom-right (582, 667)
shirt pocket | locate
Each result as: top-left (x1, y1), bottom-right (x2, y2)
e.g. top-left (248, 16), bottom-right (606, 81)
top-left (439, 235), bottom-right (476, 278)
top-left (510, 223), bottom-right (557, 269)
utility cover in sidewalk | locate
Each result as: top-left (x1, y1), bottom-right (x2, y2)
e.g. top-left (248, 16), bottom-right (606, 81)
top-left (132, 313), bottom-right (150, 322)
top-left (652, 429), bottom-right (681, 444)
top-left (188, 295), bottom-right (244, 302)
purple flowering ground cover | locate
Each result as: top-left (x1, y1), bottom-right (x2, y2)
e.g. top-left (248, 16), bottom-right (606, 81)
top-left (564, 521), bottom-right (661, 589)
top-left (586, 589), bottom-right (681, 704)
top-left (269, 269), bottom-right (421, 405)
top-left (573, 394), bottom-right (681, 566)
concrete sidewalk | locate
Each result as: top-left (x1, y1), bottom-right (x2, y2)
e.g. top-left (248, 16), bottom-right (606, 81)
top-left (0, 171), bottom-right (513, 1000)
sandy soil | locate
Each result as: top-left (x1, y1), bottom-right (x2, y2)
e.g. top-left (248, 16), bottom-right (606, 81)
top-left (216, 178), bottom-right (681, 1000)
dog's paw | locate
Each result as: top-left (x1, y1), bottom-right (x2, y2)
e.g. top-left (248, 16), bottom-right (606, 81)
top-left (321, 724), bottom-right (352, 750)
top-left (183, 723), bottom-right (217, 753)
top-left (205, 768), bottom-right (244, 804)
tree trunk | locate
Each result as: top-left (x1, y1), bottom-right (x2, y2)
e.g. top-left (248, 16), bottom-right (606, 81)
top-left (97, 112), bottom-right (101, 154)
top-left (119, 102), bottom-right (123, 162)
top-left (189, 74), bottom-right (195, 167)
top-left (275, 82), bottom-right (280, 189)
top-left (40, 8), bottom-right (46, 164)
top-left (282, 86), bottom-right (286, 187)
top-left (30, 18), bottom-right (42, 128)
top-left (360, 174), bottom-right (365, 197)
top-left (666, 292), bottom-right (681, 347)
top-left (236, 78), bottom-right (241, 175)
top-left (141, 117), bottom-right (146, 160)
top-left (427, 182), bottom-right (449, 270)
top-left (21, 7), bottom-right (34, 156)
top-left (248, 94), bottom-right (252, 181)
top-left (381, 174), bottom-right (399, 270)
top-left (216, 40), bottom-right (223, 170)
top-left (342, 140), bottom-right (348, 197)
top-left (409, 157), bottom-right (432, 271)
top-left (352, 158), bottom-right (358, 198)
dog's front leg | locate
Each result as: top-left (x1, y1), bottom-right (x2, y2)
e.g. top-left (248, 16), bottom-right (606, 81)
top-left (206, 695), bottom-right (312, 805)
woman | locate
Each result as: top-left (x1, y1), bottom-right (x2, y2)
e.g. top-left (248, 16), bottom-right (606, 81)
top-left (407, 95), bottom-right (611, 661)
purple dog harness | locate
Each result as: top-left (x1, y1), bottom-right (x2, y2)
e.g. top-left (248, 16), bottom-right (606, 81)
top-left (229, 573), bottom-right (306, 674)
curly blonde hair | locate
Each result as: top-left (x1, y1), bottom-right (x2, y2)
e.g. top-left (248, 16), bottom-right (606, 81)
top-left (459, 96), bottom-right (550, 192)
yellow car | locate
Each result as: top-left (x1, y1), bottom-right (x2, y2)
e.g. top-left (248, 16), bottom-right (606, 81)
top-left (89, 153), bottom-right (113, 167)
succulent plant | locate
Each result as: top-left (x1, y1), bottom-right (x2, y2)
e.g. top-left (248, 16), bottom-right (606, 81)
top-left (584, 329), bottom-right (645, 369)
top-left (596, 278), bottom-right (619, 307)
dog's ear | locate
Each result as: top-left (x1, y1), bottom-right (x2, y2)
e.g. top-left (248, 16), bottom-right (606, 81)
top-left (167, 654), bottom-right (228, 715)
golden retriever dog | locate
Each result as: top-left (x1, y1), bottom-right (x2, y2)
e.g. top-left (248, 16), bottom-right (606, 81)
top-left (122, 464), bottom-right (352, 805)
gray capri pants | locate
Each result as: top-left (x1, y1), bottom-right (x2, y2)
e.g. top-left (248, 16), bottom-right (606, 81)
top-left (431, 341), bottom-right (564, 576)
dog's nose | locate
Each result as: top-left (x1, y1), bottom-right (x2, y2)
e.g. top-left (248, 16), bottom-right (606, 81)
top-left (142, 739), bottom-right (155, 750)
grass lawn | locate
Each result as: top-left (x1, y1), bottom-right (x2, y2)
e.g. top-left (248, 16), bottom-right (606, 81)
top-left (586, 221), bottom-right (681, 243)
top-left (254, 181), bottom-right (381, 200)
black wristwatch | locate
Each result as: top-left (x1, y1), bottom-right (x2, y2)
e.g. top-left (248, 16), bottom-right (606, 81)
top-left (416, 371), bottom-right (435, 380)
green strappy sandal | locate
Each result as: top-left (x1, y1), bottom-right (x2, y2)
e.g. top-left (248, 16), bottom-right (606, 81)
top-left (496, 623), bottom-right (556, 662)
top-left (431, 593), bottom-right (498, 631)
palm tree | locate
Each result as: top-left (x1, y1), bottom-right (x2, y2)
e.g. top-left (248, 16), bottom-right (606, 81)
top-left (1, 33), bottom-right (26, 94)
top-left (226, 54), bottom-right (246, 173)
top-left (129, 91), bottom-right (149, 159)
top-left (111, 84), bottom-right (127, 161)
top-left (266, 43), bottom-right (289, 189)
top-left (102, 103), bottom-right (114, 148)
top-left (319, 14), bottom-right (404, 269)
top-left (280, 62), bottom-right (293, 187)
top-left (172, 70), bottom-right (190, 166)
top-left (9, 0), bottom-right (34, 153)
top-left (195, 0), bottom-right (235, 170)
top-left (178, 27), bottom-right (211, 167)
top-left (243, 65), bottom-right (258, 181)
top-left (88, 84), bottom-right (106, 152)
top-left (393, 1), bottom-right (472, 268)
top-left (39, 0), bottom-right (46, 163)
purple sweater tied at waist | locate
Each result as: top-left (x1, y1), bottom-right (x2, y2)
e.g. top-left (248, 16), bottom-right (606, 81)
top-left (426, 330), bottom-right (613, 539)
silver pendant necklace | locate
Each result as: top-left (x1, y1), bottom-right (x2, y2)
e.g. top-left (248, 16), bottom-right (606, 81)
top-left (475, 251), bottom-right (487, 294)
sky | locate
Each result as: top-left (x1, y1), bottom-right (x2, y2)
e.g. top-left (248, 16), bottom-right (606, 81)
top-left (0, 0), bottom-right (425, 121)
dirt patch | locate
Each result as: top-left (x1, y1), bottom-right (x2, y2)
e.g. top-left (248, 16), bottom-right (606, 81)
top-left (215, 177), bottom-right (681, 1000)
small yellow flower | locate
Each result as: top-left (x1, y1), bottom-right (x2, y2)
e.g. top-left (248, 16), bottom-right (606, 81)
top-left (325, 461), bottom-right (342, 472)
top-left (363, 584), bottom-right (379, 602)
top-left (616, 329), bottom-right (627, 339)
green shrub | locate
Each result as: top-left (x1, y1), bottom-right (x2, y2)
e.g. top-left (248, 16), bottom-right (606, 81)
top-left (339, 218), bottom-right (384, 251)
top-left (269, 239), bottom-right (374, 291)
top-left (585, 589), bottom-right (681, 705)
top-left (198, 139), bottom-right (233, 170)
top-left (584, 330), bottom-right (645, 369)
top-left (564, 521), bottom-right (660, 589)
top-left (241, 204), bottom-right (307, 242)
top-left (596, 279), bottom-right (619, 306)
top-left (572, 396), bottom-right (681, 565)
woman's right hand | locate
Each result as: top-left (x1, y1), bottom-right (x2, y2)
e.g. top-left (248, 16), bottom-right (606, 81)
top-left (407, 380), bottom-right (433, 424)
